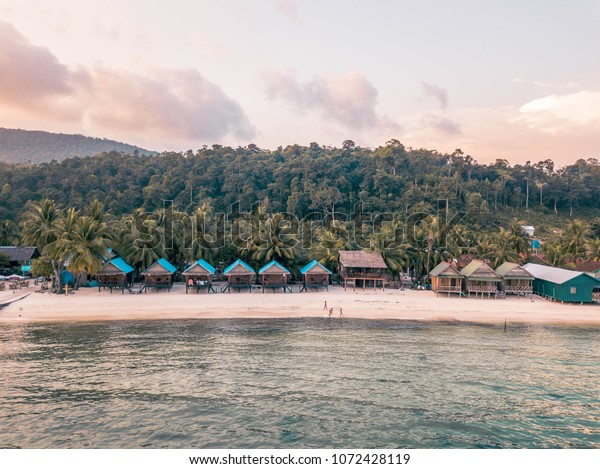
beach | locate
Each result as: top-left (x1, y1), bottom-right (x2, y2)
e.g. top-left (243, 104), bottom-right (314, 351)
top-left (1, 284), bottom-right (598, 325)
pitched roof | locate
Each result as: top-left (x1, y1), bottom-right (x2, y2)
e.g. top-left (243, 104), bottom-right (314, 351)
top-left (106, 257), bottom-right (134, 274)
top-left (429, 261), bottom-right (463, 278)
top-left (143, 258), bottom-right (177, 275)
top-left (300, 260), bottom-right (333, 275)
top-left (523, 263), bottom-right (600, 285)
top-left (258, 260), bottom-right (290, 274)
top-left (183, 259), bottom-right (216, 274)
top-left (460, 260), bottom-right (501, 280)
top-left (223, 259), bottom-right (255, 275)
top-left (339, 250), bottom-right (387, 269)
top-left (575, 259), bottom-right (600, 273)
top-left (0, 246), bottom-right (39, 263)
top-left (495, 262), bottom-right (534, 279)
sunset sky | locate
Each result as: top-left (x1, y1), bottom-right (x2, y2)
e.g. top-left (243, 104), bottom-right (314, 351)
top-left (1, 0), bottom-right (599, 165)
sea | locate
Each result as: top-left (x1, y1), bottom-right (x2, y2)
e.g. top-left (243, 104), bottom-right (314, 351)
top-left (0, 318), bottom-right (599, 449)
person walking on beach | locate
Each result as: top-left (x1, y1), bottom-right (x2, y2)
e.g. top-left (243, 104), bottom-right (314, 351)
top-left (323, 300), bottom-right (328, 311)
top-left (339, 307), bottom-right (343, 317)
top-left (329, 308), bottom-right (333, 317)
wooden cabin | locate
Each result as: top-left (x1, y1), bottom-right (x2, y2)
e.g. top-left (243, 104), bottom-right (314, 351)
top-left (523, 263), bottom-right (600, 304)
top-left (495, 262), bottom-right (533, 296)
top-left (460, 260), bottom-right (501, 298)
top-left (182, 259), bottom-right (216, 293)
top-left (299, 260), bottom-right (332, 291)
top-left (223, 259), bottom-right (255, 292)
top-left (96, 257), bottom-right (135, 293)
top-left (339, 250), bottom-right (387, 291)
top-left (142, 258), bottom-right (177, 292)
top-left (429, 262), bottom-right (463, 297)
top-left (258, 260), bottom-right (291, 292)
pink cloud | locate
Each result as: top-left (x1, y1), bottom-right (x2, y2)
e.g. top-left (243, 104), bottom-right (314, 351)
top-left (262, 69), bottom-right (399, 131)
top-left (275, 1), bottom-right (299, 22)
top-left (0, 21), bottom-right (256, 145)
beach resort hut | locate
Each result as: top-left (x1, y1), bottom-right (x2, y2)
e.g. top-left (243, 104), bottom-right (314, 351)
top-left (258, 260), bottom-right (292, 292)
top-left (142, 258), bottom-right (177, 292)
top-left (0, 246), bottom-right (40, 274)
top-left (299, 260), bottom-right (332, 291)
top-left (223, 259), bottom-right (255, 292)
top-left (339, 250), bottom-right (388, 291)
top-left (460, 260), bottom-right (501, 298)
top-left (182, 259), bottom-right (216, 293)
top-left (96, 257), bottom-right (135, 293)
top-left (495, 262), bottom-right (534, 296)
top-left (429, 262), bottom-right (464, 297)
top-left (523, 263), bottom-right (600, 304)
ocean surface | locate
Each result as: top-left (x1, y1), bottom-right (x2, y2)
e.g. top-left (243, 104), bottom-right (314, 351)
top-left (0, 318), bottom-right (599, 449)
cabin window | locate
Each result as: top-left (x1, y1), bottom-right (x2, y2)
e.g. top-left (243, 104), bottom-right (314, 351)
top-left (570, 287), bottom-right (576, 294)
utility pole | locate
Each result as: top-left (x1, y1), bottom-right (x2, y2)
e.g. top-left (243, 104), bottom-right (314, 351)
top-left (525, 177), bottom-right (529, 211)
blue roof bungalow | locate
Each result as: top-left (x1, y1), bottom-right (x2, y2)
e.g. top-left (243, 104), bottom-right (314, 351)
top-left (523, 263), bottom-right (600, 304)
top-left (223, 259), bottom-right (255, 293)
top-left (142, 258), bottom-right (177, 292)
top-left (300, 260), bottom-right (333, 292)
top-left (182, 259), bottom-right (216, 293)
top-left (96, 257), bottom-right (135, 293)
top-left (258, 260), bottom-right (292, 292)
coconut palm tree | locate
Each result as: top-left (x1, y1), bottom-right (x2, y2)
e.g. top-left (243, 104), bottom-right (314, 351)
top-left (243, 212), bottom-right (300, 266)
top-left (117, 210), bottom-right (166, 271)
top-left (21, 200), bottom-right (65, 293)
top-left (587, 238), bottom-right (600, 262)
top-left (489, 229), bottom-right (520, 267)
top-left (58, 216), bottom-right (112, 286)
top-left (370, 223), bottom-right (410, 278)
top-left (561, 219), bottom-right (590, 259)
top-left (0, 220), bottom-right (19, 245)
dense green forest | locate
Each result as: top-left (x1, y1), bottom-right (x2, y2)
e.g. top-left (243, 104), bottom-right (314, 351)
top-left (0, 128), bottom-right (157, 164)
top-left (1, 139), bottom-right (599, 289)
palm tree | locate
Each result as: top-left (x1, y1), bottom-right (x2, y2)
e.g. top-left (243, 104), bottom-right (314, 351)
top-left (370, 222), bottom-right (409, 278)
top-left (544, 243), bottom-right (566, 266)
top-left (191, 204), bottom-right (216, 263)
top-left (20, 199), bottom-right (62, 250)
top-left (57, 216), bottom-right (112, 286)
top-left (21, 200), bottom-right (65, 293)
top-left (310, 227), bottom-right (347, 271)
top-left (118, 210), bottom-right (166, 271)
top-left (243, 213), bottom-right (300, 266)
top-left (489, 229), bottom-right (520, 267)
top-left (587, 239), bottom-right (600, 262)
top-left (0, 220), bottom-right (19, 245)
top-left (561, 219), bottom-right (590, 259)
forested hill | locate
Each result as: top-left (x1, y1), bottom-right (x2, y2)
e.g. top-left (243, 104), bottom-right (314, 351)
top-left (0, 141), bottom-right (598, 233)
top-left (0, 128), bottom-right (157, 163)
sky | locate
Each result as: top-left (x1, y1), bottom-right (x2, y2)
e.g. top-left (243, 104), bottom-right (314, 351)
top-left (1, 0), bottom-right (599, 165)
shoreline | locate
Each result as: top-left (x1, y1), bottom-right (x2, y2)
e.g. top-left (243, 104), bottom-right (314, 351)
top-left (1, 284), bottom-right (599, 326)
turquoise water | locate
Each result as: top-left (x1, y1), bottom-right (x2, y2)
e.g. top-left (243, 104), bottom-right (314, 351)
top-left (0, 318), bottom-right (599, 448)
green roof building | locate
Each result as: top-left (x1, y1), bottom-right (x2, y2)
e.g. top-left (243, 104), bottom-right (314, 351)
top-left (523, 263), bottom-right (600, 304)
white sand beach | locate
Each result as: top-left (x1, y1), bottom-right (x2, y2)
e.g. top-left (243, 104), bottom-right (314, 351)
top-left (1, 283), bottom-right (599, 325)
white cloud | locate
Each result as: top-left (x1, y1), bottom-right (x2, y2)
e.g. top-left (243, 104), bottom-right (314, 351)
top-left (516, 90), bottom-right (600, 133)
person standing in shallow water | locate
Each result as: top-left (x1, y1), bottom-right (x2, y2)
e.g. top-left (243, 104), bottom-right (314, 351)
top-left (329, 308), bottom-right (333, 317)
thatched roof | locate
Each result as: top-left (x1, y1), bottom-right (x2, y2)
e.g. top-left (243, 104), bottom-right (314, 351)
top-left (339, 250), bottom-right (387, 269)
top-left (460, 260), bottom-right (501, 281)
top-left (495, 262), bottom-right (534, 279)
top-left (430, 262), bottom-right (463, 278)
top-left (0, 246), bottom-right (39, 263)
